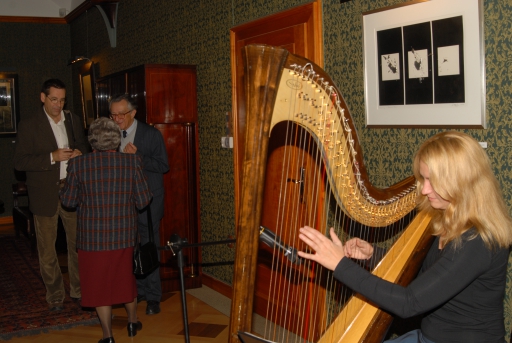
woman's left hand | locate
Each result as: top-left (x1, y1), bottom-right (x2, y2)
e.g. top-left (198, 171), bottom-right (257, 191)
top-left (298, 226), bottom-right (346, 271)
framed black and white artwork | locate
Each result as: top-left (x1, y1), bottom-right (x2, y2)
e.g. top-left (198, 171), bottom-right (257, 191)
top-left (363, 0), bottom-right (485, 128)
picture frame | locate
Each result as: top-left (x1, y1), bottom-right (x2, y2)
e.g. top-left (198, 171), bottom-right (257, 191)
top-left (0, 73), bottom-right (20, 135)
top-left (79, 61), bottom-right (97, 128)
top-left (363, 0), bottom-right (486, 128)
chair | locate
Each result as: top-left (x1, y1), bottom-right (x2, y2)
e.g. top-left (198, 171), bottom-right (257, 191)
top-left (12, 182), bottom-right (37, 251)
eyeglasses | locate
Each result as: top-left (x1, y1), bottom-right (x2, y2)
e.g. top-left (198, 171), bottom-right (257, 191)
top-left (109, 110), bottom-right (132, 119)
top-left (46, 96), bottom-right (66, 105)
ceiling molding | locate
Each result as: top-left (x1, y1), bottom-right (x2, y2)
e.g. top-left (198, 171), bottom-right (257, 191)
top-left (0, 0), bottom-right (119, 24)
top-left (0, 16), bottom-right (67, 24)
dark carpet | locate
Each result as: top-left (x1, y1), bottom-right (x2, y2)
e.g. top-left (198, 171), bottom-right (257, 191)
top-left (0, 236), bottom-right (98, 340)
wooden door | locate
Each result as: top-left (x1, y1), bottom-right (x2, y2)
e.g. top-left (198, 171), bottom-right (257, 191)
top-left (155, 123), bottom-right (201, 291)
top-left (143, 65), bottom-right (201, 292)
top-left (145, 66), bottom-right (197, 124)
top-left (95, 72), bottom-right (126, 118)
top-left (127, 67), bottom-right (146, 122)
top-left (230, 0), bottom-right (324, 337)
top-left (231, 1), bottom-right (323, 207)
top-left (95, 79), bottom-right (110, 118)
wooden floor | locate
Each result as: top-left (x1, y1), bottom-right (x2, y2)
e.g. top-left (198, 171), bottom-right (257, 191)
top-left (0, 223), bottom-right (230, 343)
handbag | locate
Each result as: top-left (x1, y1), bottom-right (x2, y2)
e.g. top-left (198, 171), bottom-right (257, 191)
top-left (133, 205), bottom-right (159, 276)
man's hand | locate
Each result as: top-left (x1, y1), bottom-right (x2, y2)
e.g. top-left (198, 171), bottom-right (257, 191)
top-left (298, 226), bottom-right (346, 271)
top-left (123, 142), bottom-right (137, 154)
top-left (52, 148), bottom-right (73, 162)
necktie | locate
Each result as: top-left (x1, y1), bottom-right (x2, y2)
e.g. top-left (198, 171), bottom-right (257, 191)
top-left (123, 130), bottom-right (127, 138)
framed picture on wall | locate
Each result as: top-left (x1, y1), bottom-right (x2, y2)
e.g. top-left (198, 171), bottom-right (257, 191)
top-left (363, 0), bottom-right (486, 128)
top-left (0, 73), bottom-right (20, 135)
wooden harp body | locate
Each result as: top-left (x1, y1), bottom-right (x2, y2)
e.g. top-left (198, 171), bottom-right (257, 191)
top-left (229, 44), bottom-right (433, 343)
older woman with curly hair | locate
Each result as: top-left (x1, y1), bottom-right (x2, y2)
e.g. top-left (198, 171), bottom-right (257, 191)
top-left (61, 117), bottom-right (152, 343)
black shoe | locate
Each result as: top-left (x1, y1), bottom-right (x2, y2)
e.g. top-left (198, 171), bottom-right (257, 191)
top-left (98, 337), bottom-right (115, 343)
top-left (127, 321), bottom-right (142, 337)
top-left (49, 301), bottom-right (64, 311)
top-left (136, 294), bottom-right (146, 303)
top-left (146, 300), bottom-right (161, 315)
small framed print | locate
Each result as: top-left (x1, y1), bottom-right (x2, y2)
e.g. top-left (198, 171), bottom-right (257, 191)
top-left (0, 73), bottom-right (20, 135)
top-left (363, 0), bottom-right (486, 128)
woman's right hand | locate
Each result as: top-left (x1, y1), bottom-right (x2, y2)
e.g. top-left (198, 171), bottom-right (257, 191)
top-left (344, 238), bottom-right (373, 260)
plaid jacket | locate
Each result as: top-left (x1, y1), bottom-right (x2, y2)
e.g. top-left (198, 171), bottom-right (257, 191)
top-left (60, 151), bottom-right (152, 251)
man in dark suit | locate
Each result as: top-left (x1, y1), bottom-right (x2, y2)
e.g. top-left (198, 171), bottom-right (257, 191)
top-left (110, 93), bottom-right (169, 315)
top-left (14, 79), bottom-right (89, 311)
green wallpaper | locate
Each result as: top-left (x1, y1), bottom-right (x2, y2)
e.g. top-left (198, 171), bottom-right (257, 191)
top-left (323, 0), bottom-right (512, 336)
top-left (324, 0), bottom-right (512, 191)
top-left (1, 0), bottom-right (511, 338)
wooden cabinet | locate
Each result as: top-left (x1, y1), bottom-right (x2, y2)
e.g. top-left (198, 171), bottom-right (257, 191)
top-left (95, 64), bottom-right (201, 292)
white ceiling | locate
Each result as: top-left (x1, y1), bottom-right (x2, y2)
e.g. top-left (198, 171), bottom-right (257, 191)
top-left (0, 0), bottom-right (87, 18)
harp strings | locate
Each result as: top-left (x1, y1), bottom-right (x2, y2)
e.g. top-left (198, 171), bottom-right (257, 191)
top-left (260, 62), bottom-right (412, 342)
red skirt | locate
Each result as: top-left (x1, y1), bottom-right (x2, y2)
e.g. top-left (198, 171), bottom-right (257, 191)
top-left (78, 247), bottom-right (137, 307)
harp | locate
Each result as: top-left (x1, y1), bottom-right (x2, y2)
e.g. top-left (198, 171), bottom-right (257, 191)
top-left (229, 44), bottom-right (433, 343)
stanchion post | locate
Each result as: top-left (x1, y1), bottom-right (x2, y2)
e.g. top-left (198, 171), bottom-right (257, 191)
top-left (166, 233), bottom-right (237, 343)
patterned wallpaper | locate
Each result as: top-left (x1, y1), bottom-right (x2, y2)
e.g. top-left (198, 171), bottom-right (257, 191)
top-left (1, 0), bottom-right (511, 338)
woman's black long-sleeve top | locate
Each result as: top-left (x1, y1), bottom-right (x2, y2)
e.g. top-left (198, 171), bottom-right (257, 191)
top-left (333, 228), bottom-right (509, 343)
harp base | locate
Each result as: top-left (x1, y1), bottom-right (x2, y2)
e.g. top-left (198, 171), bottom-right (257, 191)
top-left (238, 331), bottom-right (278, 343)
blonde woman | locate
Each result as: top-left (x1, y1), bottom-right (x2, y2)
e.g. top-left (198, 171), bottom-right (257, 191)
top-left (298, 132), bottom-right (512, 343)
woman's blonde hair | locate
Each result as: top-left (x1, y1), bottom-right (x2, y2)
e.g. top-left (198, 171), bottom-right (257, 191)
top-left (413, 131), bottom-right (512, 249)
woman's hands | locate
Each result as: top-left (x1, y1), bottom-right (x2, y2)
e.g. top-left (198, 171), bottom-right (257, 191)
top-left (298, 226), bottom-right (374, 271)
top-left (297, 226), bottom-right (346, 271)
top-left (344, 237), bottom-right (374, 260)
